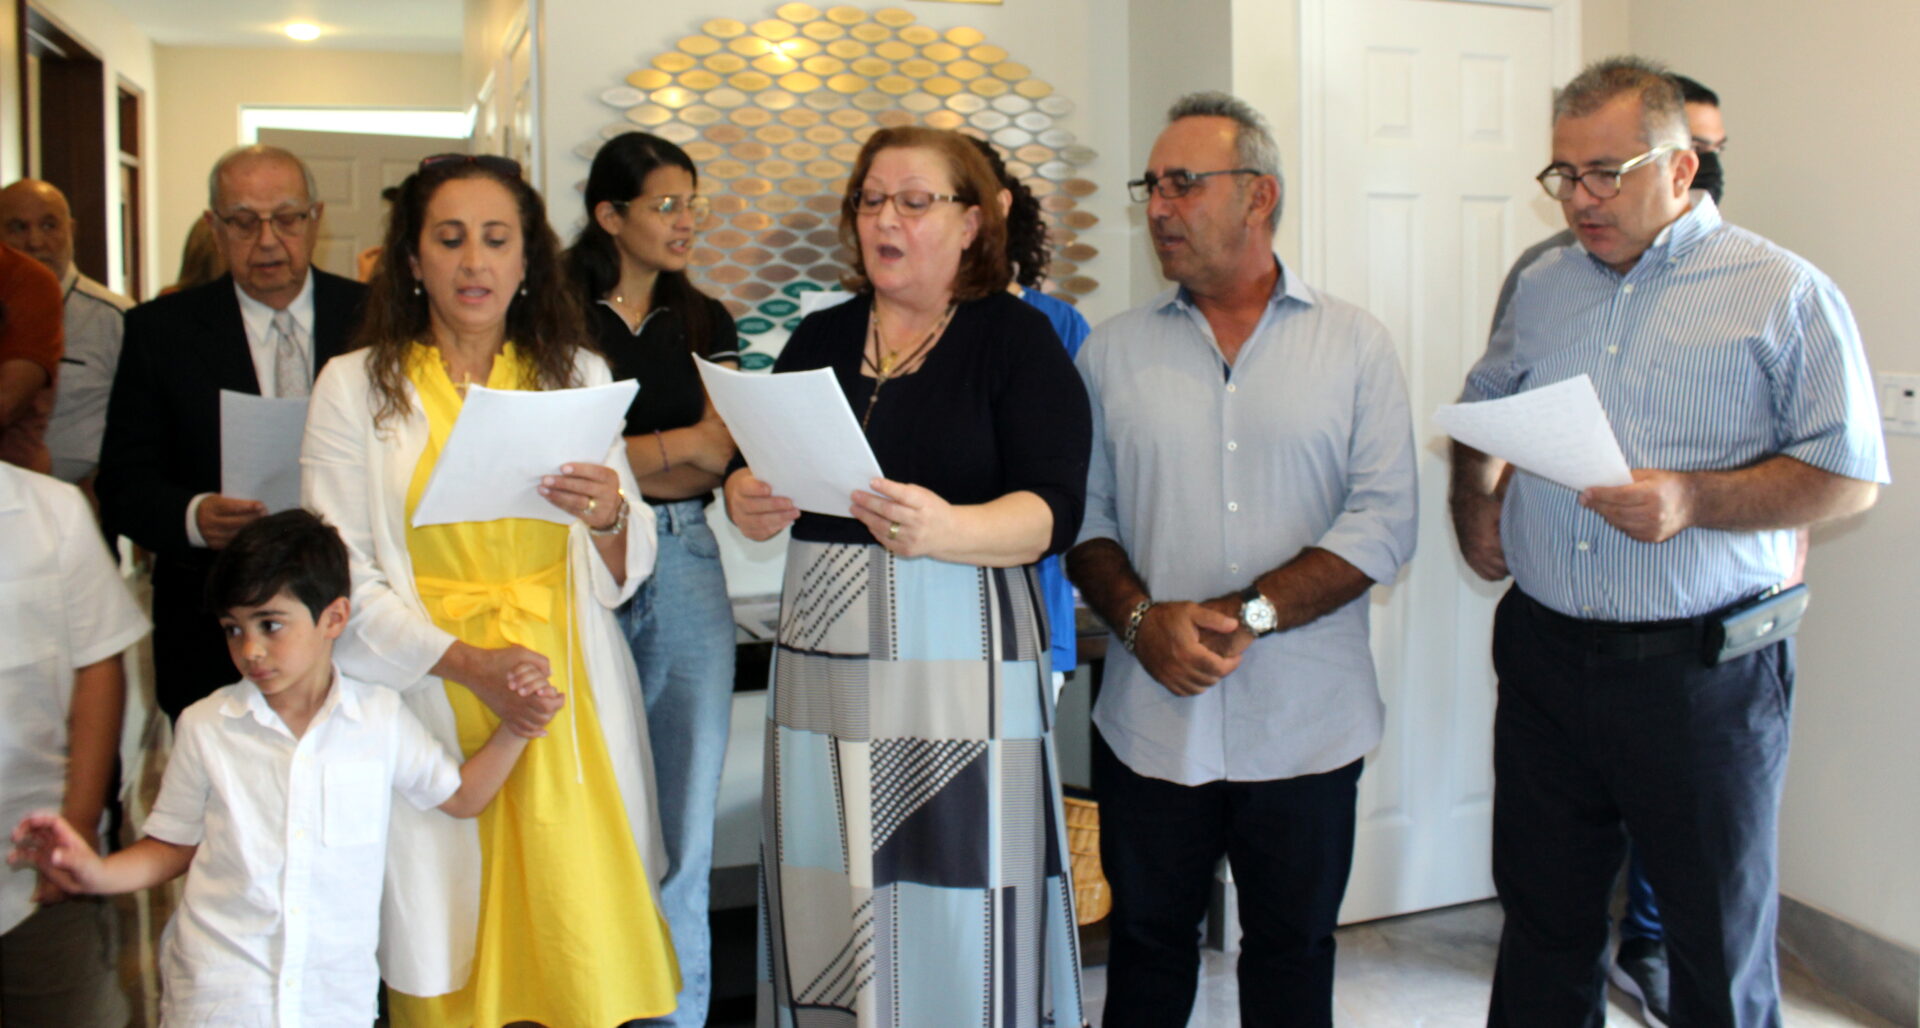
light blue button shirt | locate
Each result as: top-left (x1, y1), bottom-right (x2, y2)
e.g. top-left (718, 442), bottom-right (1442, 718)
top-left (1464, 196), bottom-right (1889, 621)
top-left (1076, 263), bottom-right (1418, 785)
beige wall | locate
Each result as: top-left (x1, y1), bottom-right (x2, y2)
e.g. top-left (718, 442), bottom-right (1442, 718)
top-left (1627, 0), bottom-right (1920, 956)
top-left (151, 47), bottom-right (463, 285)
top-left (1581, 0), bottom-right (1630, 62)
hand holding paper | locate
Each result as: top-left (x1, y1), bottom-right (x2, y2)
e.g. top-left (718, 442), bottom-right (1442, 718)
top-left (696, 358), bottom-right (883, 516)
top-left (1432, 375), bottom-right (1632, 491)
top-left (220, 390), bottom-right (309, 513)
top-left (411, 380), bottom-right (638, 527)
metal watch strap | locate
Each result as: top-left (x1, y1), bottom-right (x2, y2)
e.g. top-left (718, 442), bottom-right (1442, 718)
top-left (1120, 599), bottom-right (1154, 652)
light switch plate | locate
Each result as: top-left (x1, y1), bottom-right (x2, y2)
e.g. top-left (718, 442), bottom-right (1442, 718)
top-left (1877, 372), bottom-right (1920, 436)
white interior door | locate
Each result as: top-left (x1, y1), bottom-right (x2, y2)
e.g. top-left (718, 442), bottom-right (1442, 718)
top-left (259, 128), bottom-right (452, 278)
top-left (1307, 0), bottom-right (1571, 923)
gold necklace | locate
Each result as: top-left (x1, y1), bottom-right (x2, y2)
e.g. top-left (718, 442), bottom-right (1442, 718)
top-left (861, 302), bottom-right (956, 429)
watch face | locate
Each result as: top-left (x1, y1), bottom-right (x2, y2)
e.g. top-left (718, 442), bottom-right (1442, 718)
top-left (1242, 596), bottom-right (1278, 635)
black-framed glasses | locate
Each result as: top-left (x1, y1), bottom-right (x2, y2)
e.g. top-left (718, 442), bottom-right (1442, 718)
top-left (1535, 144), bottom-right (1678, 201)
top-left (848, 189), bottom-right (968, 217)
top-left (1127, 167), bottom-right (1262, 203)
top-left (214, 206), bottom-right (316, 237)
top-left (418, 153), bottom-right (524, 179)
top-left (612, 194), bottom-right (713, 221)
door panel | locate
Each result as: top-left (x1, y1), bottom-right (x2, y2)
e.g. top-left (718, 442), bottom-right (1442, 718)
top-left (1317, 0), bottom-right (1564, 923)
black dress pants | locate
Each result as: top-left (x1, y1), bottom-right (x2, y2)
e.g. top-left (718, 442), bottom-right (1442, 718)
top-left (1093, 729), bottom-right (1361, 1028)
top-left (1488, 588), bottom-right (1792, 1028)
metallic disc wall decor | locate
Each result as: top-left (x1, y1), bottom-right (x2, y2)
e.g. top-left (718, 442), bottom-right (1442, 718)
top-left (591, 3), bottom-right (1100, 362)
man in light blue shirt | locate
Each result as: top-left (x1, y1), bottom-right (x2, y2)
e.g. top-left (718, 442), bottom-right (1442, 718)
top-left (1068, 92), bottom-right (1416, 1027)
top-left (1451, 58), bottom-right (1886, 1028)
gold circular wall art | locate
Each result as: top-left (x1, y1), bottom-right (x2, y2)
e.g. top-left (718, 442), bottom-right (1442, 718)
top-left (590, 3), bottom-right (1099, 361)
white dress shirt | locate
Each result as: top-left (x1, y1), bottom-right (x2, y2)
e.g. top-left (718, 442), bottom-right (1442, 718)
top-left (183, 274), bottom-right (316, 547)
top-left (0, 464), bottom-right (149, 935)
top-left (46, 267), bottom-right (133, 483)
top-left (1076, 263), bottom-right (1419, 785)
top-left (144, 669), bottom-right (461, 1027)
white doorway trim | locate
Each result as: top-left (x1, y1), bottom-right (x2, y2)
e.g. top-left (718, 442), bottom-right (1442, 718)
top-left (239, 106), bottom-right (471, 144)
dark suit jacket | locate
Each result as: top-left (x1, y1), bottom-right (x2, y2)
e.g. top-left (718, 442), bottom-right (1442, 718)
top-left (98, 270), bottom-right (365, 717)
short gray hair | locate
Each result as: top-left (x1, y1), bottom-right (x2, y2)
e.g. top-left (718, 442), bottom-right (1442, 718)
top-left (207, 144), bottom-right (318, 211)
top-left (1167, 91), bottom-right (1284, 229)
top-left (1553, 56), bottom-right (1690, 152)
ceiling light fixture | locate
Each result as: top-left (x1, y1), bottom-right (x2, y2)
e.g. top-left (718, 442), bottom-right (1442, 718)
top-left (285, 22), bottom-right (322, 42)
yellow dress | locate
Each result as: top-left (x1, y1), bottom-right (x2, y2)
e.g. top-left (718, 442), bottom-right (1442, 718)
top-left (388, 343), bottom-right (679, 1028)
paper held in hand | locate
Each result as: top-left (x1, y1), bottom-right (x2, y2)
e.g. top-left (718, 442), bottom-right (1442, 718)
top-left (696, 357), bottom-right (883, 516)
top-left (220, 390), bottom-right (308, 514)
top-left (410, 379), bottom-right (639, 527)
top-left (1432, 374), bottom-right (1633, 491)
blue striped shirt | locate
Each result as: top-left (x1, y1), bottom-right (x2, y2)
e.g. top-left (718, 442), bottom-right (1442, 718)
top-left (1463, 197), bottom-right (1888, 621)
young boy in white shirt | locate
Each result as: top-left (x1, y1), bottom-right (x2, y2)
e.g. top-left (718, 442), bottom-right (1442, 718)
top-left (8, 508), bottom-right (556, 1026)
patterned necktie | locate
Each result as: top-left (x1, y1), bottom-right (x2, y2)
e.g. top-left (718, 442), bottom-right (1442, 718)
top-left (271, 308), bottom-right (310, 399)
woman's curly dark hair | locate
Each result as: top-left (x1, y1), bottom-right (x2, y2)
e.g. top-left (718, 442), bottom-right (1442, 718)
top-left (966, 135), bottom-right (1051, 290)
top-left (354, 157), bottom-right (590, 427)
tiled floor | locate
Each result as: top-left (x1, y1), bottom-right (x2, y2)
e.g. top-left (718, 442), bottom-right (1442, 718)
top-left (1077, 901), bottom-right (1899, 1027)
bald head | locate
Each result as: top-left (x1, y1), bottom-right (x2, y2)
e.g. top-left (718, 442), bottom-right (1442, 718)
top-left (206, 145), bottom-right (322, 308)
top-left (0, 179), bottom-right (75, 279)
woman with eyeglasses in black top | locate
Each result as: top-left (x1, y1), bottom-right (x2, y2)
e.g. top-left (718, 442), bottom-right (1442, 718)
top-left (565, 131), bottom-right (740, 1028)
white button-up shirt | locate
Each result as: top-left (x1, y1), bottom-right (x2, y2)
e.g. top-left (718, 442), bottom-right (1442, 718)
top-left (0, 464), bottom-right (149, 934)
top-left (1077, 264), bottom-right (1419, 785)
top-left (145, 670), bottom-right (462, 1027)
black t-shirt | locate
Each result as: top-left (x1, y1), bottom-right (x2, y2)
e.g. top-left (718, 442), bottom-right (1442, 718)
top-left (588, 294), bottom-right (739, 438)
top-left (768, 291), bottom-right (1091, 556)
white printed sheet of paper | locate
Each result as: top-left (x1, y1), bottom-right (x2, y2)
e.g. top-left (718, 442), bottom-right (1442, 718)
top-left (696, 358), bottom-right (883, 516)
top-left (220, 390), bottom-right (309, 513)
top-left (410, 380), bottom-right (639, 527)
top-left (1431, 374), bottom-right (1634, 491)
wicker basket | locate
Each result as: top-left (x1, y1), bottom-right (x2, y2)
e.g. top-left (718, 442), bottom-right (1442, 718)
top-left (1063, 796), bottom-right (1111, 925)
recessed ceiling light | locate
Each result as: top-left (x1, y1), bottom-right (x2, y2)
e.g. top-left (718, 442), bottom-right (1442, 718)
top-left (285, 22), bottom-right (322, 42)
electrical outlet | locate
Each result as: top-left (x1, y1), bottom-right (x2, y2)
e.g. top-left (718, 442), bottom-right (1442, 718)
top-left (1878, 372), bottom-right (1920, 436)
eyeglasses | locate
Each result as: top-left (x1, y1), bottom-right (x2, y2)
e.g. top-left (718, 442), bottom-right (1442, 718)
top-left (215, 207), bottom-right (316, 237)
top-left (849, 189), bottom-right (968, 217)
top-left (418, 153), bottom-right (524, 178)
top-left (1127, 168), bottom-right (1262, 203)
top-left (1535, 144), bottom-right (1678, 201)
top-left (612, 194), bottom-right (713, 221)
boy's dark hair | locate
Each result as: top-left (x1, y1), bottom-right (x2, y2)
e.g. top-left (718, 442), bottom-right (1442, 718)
top-left (206, 509), bottom-right (351, 621)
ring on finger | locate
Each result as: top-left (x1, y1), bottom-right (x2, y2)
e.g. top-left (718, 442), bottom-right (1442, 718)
top-left (888, 521), bottom-right (900, 540)
top-left (586, 497), bottom-right (597, 515)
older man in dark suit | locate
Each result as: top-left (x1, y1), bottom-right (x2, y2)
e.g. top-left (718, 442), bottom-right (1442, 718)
top-left (98, 144), bottom-right (365, 719)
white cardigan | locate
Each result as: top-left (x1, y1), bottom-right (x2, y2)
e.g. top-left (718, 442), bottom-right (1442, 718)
top-left (301, 347), bottom-right (664, 996)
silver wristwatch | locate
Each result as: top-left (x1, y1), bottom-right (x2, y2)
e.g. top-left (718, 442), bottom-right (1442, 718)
top-left (1239, 585), bottom-right (1278, 637)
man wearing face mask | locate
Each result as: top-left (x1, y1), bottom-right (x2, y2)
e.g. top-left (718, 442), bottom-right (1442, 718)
top-left (97, 145), bottom-right (365, 720)
top-left (1477, 71), bottom-right (1727, 1028)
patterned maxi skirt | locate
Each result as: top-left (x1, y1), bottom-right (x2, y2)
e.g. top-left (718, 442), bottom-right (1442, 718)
top-left (758, 539), bottom-right (1087, 1028)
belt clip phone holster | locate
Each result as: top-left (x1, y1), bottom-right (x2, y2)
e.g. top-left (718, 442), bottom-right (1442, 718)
top-left (1703, 584), bottom-right (1809, 666)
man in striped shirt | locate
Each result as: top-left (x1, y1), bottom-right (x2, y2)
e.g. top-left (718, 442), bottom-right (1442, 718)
top-left (1451, 58), bottom-right (1887, 1028)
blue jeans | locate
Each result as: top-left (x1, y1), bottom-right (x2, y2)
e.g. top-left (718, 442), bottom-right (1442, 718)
top-left (621, 499), bottom-right (735, 1028)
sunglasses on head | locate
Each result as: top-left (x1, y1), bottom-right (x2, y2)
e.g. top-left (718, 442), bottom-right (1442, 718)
top-left (418, 153), bottom-right (524, 179)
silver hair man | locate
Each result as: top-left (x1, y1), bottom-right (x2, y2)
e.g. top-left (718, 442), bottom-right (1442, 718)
top-left (1553, 56), bottom-right (1690, 151)
top-left (1167, 91), bottom-right (1285, 228)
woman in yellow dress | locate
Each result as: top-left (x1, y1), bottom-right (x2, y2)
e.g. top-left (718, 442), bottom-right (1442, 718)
top-left (302, 153), bottom-right (679, 1026)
